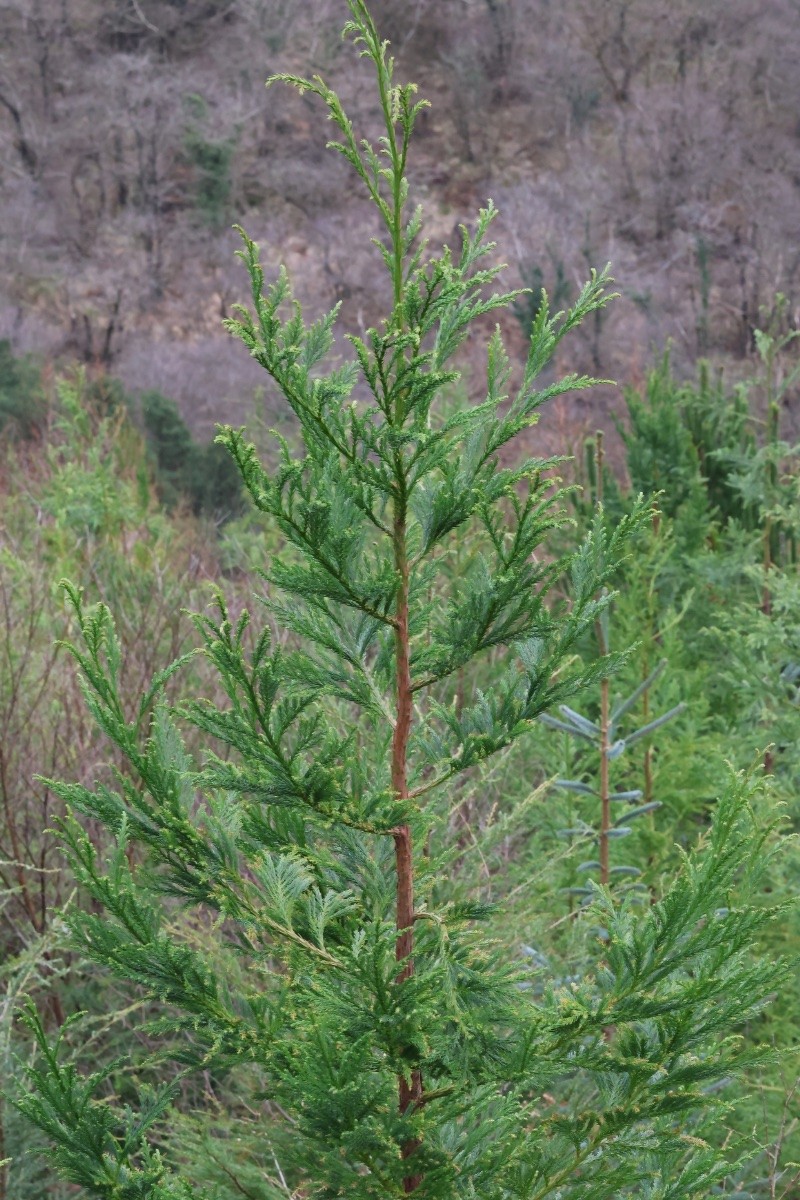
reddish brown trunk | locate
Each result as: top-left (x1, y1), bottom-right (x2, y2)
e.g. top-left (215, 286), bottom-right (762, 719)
top-left (393, 825), bottom-right (415, 981)
top-left (391, 542), bottom-right (413, 807)
top-left (394, 824), bottom-right (422, 1145)
top-left (392, 502), bottom-right (423, 1192)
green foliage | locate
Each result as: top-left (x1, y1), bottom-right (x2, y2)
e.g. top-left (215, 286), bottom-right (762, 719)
top-left (11, 4), bottom-right (793, 1199)
top-left (182, 101), bottom-right (236, 230)
top-left (511, 254), bottom-right (572, 336)
top-left (141, 389), bottom-right (244, 520)
top-left (544, 654), bottom-right (684, 895)
top-left (141, 390), bottom-right (195, 499)
top-left (190, 441), bottom-right (247, 521)
top-left (0, 365), bottom-right (261, 1198)
top-left (0, 929), bottom-right (74, 1200)
top-left (614, 355), bottom-right (711, 550)
top-left (612, 353), bottom-right (787, 546)
top-left (42, 375), bottom-right (152, 552)
top-left (557, 311), bottom-right (800, 1191)
top-left (0, 340), bottom-right (45, 439)
top-left (14, 620), bottom-right (789, 1196)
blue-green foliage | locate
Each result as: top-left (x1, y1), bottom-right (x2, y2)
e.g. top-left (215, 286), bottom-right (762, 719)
top-left (544, 655), bottom-right (684, 896)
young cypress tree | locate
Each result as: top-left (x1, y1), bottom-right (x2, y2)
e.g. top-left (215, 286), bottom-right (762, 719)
top-left (16, 4), bottom-right (788, 1197)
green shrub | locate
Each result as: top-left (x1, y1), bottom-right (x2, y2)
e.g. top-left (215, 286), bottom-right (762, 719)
top-left (0, 340), bottom-right (45, 439)
top-left (183, 123), bottom-right (236, 229)
top-left (141, 389), bottom-right (243, 520)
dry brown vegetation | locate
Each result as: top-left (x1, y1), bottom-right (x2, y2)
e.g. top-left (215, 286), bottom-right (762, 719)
top-left (1, 0), bottom-right (799, 446)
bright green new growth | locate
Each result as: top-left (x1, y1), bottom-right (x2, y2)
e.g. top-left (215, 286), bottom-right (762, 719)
top-left (15, 4), bottom-right (787, 1198)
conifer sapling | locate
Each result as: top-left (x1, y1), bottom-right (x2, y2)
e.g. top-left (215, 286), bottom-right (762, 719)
top-left (15, 4), bottom-right (788, 1198)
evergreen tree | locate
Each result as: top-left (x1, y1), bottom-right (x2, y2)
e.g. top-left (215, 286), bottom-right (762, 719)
top-left (15, 5), bottom-right (788, 1197)
top-left (141, 389), bottom-right (244, 520)
top-left (0, 339), bottom-right (45, 439)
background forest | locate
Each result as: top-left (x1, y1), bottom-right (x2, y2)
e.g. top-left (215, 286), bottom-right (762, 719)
top-left (2, 0), bottom-right (800, 442)
top-left (2, 1), bottom-right (800, 1198)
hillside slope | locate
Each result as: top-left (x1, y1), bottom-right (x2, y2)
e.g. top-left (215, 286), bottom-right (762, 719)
top-left (1, 0), bottom-right (799, 445)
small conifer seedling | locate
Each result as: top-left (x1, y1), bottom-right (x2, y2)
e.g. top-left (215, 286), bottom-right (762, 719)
top-left (546, 437), bottom-right (685, 894)
top-left (16, 4), bottom-right (788, 1198)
